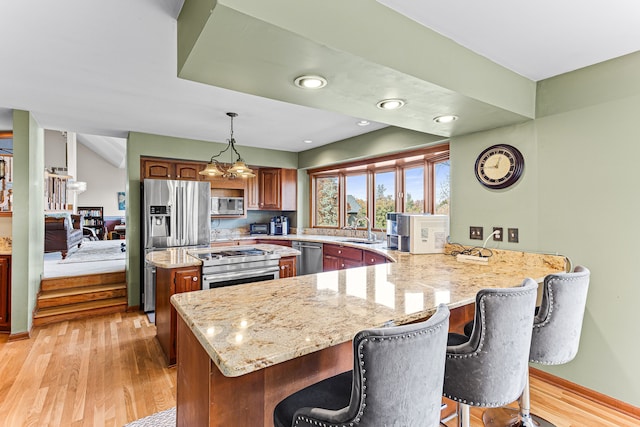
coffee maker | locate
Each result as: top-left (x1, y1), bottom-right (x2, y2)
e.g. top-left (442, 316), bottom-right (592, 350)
top-left (270, 215), bottom-right (289, 235)
top-left (386, 212), bottom-right (410, 251)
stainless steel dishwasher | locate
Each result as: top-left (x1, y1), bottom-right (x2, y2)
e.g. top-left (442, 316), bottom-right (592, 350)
top-left (292, 241), bottom-right (323, 275)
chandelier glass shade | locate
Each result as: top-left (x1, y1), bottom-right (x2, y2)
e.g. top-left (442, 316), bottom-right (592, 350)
top-left (200, 112), bottom-right (255, 179)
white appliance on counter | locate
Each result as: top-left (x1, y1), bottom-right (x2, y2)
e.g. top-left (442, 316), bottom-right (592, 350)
top-left (142, 179), bottom-right (211, 312)
top-left (407, 214), bottom-right (449, 254)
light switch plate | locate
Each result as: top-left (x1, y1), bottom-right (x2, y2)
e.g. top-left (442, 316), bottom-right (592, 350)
top-left (508, 228), bottom-right (519, 243)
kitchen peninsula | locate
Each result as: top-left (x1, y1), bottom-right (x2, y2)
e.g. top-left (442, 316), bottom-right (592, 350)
top-left (168, 239), bottom-right (567, 427)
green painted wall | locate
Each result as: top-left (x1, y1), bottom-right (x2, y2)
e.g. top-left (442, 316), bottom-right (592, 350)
top-left (298, 126), bottom-right (446, 170)
top-left (125, 131), bottom-right (298, 307)
top-left (11, 110), bottom-right (44, 334)
top-left (450, 52), bottom-right (640, 405)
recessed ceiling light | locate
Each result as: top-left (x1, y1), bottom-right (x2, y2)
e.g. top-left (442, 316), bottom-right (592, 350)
top-left (356, 120), bottom-right (370, 126)
top-left (303, 139), bottom-right (313, 144)
top-left (294, 75), bottom-right (328, 89)
top-left (433, 115), bottom-right (458, 124)
top-left (376, 99), bottom-right (405, 110)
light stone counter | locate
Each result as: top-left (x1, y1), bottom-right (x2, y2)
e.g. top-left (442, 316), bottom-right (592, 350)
top-left (0, 237), bottom-right (11, 255)
top-left (171, 247), bottom-right (567, 378)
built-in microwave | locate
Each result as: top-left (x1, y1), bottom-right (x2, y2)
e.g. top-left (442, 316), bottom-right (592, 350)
top-left (211, 196), bottom-right (244, 216)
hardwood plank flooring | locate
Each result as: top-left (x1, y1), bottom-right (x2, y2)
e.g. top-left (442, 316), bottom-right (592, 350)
top-left (0, 312), bottom-right (175, 427)
top-left (1, 312), bottom-right (637, 426)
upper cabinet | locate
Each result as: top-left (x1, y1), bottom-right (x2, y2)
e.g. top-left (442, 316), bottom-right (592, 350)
top-left (142, 159), bottom-right (174, 179)
top-left (141, 158), bottom-right (297, 212)
top-left (259, 168), bottom-right (297, 211)
top-left (175, 162), bottom-right (203, 180)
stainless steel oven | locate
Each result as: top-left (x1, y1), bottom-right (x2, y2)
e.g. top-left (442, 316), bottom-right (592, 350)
top-left (195, 248), bottom-right (281, 290)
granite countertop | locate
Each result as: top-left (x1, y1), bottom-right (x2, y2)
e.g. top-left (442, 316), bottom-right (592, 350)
top-left (171, 242), bottom-right (567, 377)
top-left (145, 243), bottom-right (300, 268)
top-left (0, 237), bottom-right (12, 255)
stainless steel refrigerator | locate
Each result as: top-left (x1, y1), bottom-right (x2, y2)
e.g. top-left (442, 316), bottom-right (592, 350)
top-left (142, 179), bottom-right (211, 312)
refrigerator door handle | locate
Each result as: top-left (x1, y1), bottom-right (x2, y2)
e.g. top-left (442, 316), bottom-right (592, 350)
top-left (177, 186), bottom-right (183, 245)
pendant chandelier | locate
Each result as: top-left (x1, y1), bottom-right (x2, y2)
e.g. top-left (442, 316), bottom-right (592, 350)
top-left (199, 112), bottom-right (255, 179)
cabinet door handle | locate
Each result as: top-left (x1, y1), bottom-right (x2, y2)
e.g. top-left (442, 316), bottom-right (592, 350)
top-left (338, 250), bottom-right (342, 254)
top-left (192, 276), bottom-right (198, 282)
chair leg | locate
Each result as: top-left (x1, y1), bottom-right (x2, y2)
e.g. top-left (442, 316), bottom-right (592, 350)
top-left (457, 403), bottom-right (470, 427)
top-left (518, 371), bottom-right (556, 427)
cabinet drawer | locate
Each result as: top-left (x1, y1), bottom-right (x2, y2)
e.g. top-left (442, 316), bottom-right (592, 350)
top-left (323, 244), bottom-right (363, 262)
top-left (364, 251), bottom-right (388, 265)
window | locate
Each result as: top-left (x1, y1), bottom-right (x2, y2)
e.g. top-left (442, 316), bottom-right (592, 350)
top-left (434, 160), bottom-right (450, 215)
top-left (309, 144), bottom-right (449, 230)
top-left (315, 176), bottom-right (339, 227)
top-left (374, 170), bottom-right (395, 229)
top-left (404, 166), bottom-right (424, 213)
top-left (345, 174), bottom-right (367, 227)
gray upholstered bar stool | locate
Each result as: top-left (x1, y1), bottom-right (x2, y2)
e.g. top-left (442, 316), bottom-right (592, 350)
top-left (273, 304), bottom-right (450, 427)
top-left (483, 266), bottom-right (591, 427)
top-left (443, 279), bottom-right (538, 427)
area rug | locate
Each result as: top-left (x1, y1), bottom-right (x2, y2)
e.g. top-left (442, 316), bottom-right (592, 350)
top-left (58, 239), bottom-right (126, 264)
top-left (124, 407), bottom-right (175, 427)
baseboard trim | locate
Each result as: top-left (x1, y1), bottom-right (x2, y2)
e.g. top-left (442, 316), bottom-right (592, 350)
top-left (8, 331), bottom-right (30, 342)
top-left (530, 367), bottom-right (640, 419)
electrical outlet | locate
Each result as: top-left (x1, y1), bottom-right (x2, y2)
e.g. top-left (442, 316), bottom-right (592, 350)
top-left (508, 228), bottom-right (519, 243)
top-left (470, 226), bottom-right (483, 240)
top-left (493, 227), bottom-right (503, 241)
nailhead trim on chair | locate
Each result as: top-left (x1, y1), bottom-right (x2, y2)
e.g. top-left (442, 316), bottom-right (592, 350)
top-left (529, 275), bottom-right (583, 365)
top-left (444, 290), bottom-right (533, 407)
top-left (293, 321), bottom-right (446, 426)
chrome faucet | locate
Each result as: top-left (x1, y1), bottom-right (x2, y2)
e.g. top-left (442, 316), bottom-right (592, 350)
top-left (358, 217), bottom-right (376, 242)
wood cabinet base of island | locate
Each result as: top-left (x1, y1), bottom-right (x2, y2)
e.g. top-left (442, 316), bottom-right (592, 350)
top-left (176, 316), bottom-right (353, 427)
top-left (176, 303), bottom-right (474, 426)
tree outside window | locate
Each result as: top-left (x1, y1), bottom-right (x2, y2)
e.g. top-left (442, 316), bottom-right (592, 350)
top-left (435, 161), bottom-right (450, 215)
top-left (374, 171), bottom-right (395, 229)
top-left (316, 176), bottom-right (338, 226)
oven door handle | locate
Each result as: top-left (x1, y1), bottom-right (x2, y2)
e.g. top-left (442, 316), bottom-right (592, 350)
top-left (203, 266), bottom-right (280, 283)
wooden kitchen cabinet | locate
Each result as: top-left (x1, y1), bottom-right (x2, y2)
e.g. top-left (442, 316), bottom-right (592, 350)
top-left (279, 256), bottom-right (297, 278)
top-left (364, 251), bottom-right (389, 266)
top-left (142, 159), bottom-right (174, 179)
top-left (245, 170), bottom-right (260, 210)
top-left (175, 161), bottom-right (203, 180)
top-left (156, 266), bottom-right (201, 365)
top-left (323, 244), bottom-right (363, 271)
top-left (0, 255), bottom-right (11, 332)
top-left (258, 168), bottom-right (297, 211)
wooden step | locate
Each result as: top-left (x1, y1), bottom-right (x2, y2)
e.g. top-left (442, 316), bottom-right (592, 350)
top-left (33, 297), bottom-right (128, 327)
top-left (41, 271), bottom-right (126, 292)
top-left (37, 283), bottom-right (127, 308)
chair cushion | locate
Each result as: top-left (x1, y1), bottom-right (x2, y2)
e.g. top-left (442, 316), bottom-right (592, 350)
top-left (447, 332), bottom-right (470, 346)
top-left (273, 371), bottom-right (352, 427)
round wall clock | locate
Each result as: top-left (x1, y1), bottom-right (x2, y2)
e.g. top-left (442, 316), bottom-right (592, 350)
top-left (474, 144), bottom-right (524, 189)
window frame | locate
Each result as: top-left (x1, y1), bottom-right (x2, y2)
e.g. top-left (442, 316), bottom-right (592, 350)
top-left (309, 144), bottom-right (449, 231)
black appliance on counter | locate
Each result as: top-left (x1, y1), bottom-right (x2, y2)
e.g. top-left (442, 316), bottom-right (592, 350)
top-left (249, 223), bottom-right (270, 235)
top-left (270, 215), bottom-right (289, 235)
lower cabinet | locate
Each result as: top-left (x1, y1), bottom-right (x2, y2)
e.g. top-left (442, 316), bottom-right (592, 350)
top-left (156, 266), bottom-right (201, 365)
top-left (279, 256), bottom-right (297, 278)
top-left (323, 244), bottom-right (388, 271)
top-left (0, 255), bottom-right (11, 332)
top-left (323, 244), bottom-right (363, 271)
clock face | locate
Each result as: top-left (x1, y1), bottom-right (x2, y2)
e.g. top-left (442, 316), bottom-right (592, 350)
top-left (474, 144), bottom-right (524, 189)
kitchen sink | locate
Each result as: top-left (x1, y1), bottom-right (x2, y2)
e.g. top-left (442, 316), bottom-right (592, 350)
top-left (338, 238), bottom-right (384, 245)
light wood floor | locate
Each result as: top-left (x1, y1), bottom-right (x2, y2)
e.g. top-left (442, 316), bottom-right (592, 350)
top-left (1, 312), bottom-right (637, 427)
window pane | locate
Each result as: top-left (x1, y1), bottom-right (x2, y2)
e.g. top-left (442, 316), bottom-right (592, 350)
top-left (345, 174), bottom-right (367, 227)
top-left (435, 160), bottom-right (450, 215)
top-left (374, 171), bottom-right (395, 229)
top-left (404, 166), bottom-right (424, 213)
top-left (315, 176), bottom-right (338, 226)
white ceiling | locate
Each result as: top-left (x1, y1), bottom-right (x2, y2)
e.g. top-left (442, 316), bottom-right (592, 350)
top-left (1, 0), bottom-right (639, 161)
